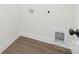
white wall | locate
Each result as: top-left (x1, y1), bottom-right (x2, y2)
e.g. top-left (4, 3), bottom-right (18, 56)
top-left (71, 5), bottom-right (79, 53)
top-left (0, 4), bottom-right (76, 53)
top-left (20, 4), bottom-right (75, 49)
top-left (0, 5), bottom-right (20, 46)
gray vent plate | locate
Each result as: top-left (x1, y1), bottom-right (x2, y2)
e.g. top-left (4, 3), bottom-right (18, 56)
top-left (55, 32), bottom-right (64, 42)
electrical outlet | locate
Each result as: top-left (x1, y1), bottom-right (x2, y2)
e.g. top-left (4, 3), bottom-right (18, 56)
top-left (29, 9), bottom-right (34, 14)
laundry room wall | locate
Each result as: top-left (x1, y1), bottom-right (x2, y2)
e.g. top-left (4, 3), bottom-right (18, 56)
top-left (0, 5), bottom-right (21, 48)
top-left (20, 4), bottom-right (75, 49)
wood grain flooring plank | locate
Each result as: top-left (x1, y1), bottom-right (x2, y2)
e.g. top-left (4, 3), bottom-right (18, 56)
top-left (2, 36), bottom-right (72, 54)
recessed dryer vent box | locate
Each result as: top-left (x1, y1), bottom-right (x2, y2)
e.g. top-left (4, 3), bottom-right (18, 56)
top-left (55, 32), bottom-right (64, 42)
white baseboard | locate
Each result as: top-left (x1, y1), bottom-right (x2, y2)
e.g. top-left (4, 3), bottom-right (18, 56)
top-left (0, 33), bottom-right (20, 53)
top-left (20, 32), bottom-right (71, 49)
top-left (20, 32), bottom-right (52, 43)
top-left (0, 32), bottom-right (71, 54)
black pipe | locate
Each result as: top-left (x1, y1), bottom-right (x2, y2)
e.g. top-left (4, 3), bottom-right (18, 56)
top-left (69, 28), bottom-right (79, 37)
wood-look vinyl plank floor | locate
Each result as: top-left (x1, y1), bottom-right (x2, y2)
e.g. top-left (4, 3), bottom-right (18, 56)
top-left (2, 36), bottom-right (72, 54)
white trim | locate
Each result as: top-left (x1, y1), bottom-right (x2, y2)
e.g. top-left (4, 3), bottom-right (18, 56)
top-left (20, 32), bottom-right (71, 49)
top-left (0, 33), bottom-right (20, 53)
top-left (0, 32), bottom-right (72, 53)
